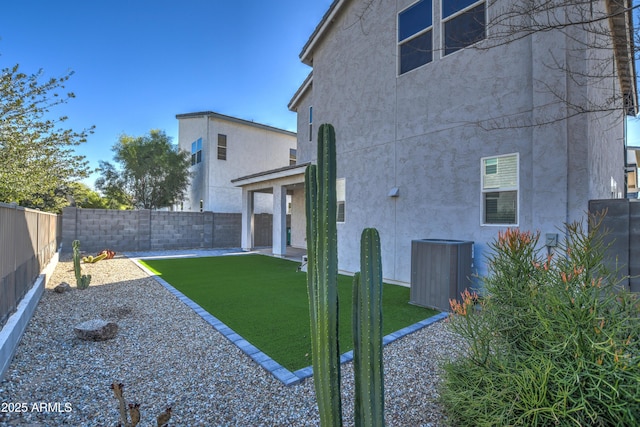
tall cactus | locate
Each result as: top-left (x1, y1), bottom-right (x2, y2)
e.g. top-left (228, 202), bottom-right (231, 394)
top-left (72, 240), bottom-right (92, 289)
top-left (306, 123), bottom-right (342, 426)
top-left (352, 228), bottom-right (385, 427)
top-left (306, 124), bottom-right (384, 426)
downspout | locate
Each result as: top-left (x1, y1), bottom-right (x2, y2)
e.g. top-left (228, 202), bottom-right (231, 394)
top-left (624, 110), bottom-right (628, 199)
top-left (564, 22), bottom-right (571, 226)
top-left (206, 114), bottom-right (211, 211)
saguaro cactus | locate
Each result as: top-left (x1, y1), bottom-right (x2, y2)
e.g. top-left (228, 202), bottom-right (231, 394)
top-left (72, 240), bottom-right (92, 289)
top-left (352, 228), bottom-right (385, 427)
top-left (306, 124), bottom-right (385, 427)
top-left (306, 123), bottom-right (342, 426)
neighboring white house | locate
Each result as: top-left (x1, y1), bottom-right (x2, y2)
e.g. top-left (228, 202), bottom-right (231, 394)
top-left (235, 0), bottom-right (637, 285)
top-left (176, 111), bottom-right (297, 213)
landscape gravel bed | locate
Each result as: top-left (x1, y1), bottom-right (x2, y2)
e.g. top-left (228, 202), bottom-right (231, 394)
top-left (0, 254), bottom-right (463, 426)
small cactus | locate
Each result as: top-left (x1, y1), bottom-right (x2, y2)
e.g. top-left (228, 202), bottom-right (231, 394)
top-left (82, 252), bottom-right (108, 263)
top-left (72, 240), bottom-right (91, 289)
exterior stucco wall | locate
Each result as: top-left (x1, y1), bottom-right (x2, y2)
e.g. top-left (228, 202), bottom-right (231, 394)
top-left (295, 90), bottom-right (315, 166)
top-left (290, 189), bottom-right (306, 249)
top-left (585, 0), bottom-right (625, 202)
top-left (177, 114), bottom-right (296, 213)
top-left (177, 117), bottom-right (208, 212)
top-left (294, 0), bottom-right (625, 284)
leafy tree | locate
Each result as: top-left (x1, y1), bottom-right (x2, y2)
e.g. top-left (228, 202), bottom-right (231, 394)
top-left (0, 62), bottom-right (93, 211)
top-left (96, 130), bottom-right (191, 210)
top-left (66, 182), bottom-right (111, 209)
top-left (94, 161), bottom-right (134, 209)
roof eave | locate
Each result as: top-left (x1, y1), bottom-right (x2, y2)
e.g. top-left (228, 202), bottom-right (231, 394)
top-left (287, 72), bottom-right (313, 112)
top-left (607, 0), bottom-right (638, 116)
top-left (232, 162), bottom-right (311, 186)
top-left (176, 111), bottom-right (296, 137)
top-left (299, 0), bottom-right (348, 65)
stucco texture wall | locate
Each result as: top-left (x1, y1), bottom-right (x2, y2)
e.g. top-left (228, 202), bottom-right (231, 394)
top-left (294, 0), bottom-right (625, 284)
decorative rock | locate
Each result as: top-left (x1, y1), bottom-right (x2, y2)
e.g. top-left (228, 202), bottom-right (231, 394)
top-left (74, 319), bottom-right (118, 341)
top-left (54, 282), bottom-right (71, 293)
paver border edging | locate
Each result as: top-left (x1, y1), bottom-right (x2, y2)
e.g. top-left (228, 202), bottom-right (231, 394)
top-left (130, 255), bottom-right (449, 386)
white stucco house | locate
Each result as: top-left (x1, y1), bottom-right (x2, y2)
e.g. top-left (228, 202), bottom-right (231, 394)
top-left (175, 111), bottom-right (297, 213)
top-left (235, 0), bottom-right (637, 286)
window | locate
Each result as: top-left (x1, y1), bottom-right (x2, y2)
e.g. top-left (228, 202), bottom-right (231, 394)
top-left (191, 138), bottom-right (202, 165)
top-left (482, 154), bottom-right (518, 225)
top-left (289, 148), bottom-right (297, 166)
top-left (398, 0), bottom-right (433, 74)
top-left (628, 169), bottom-right (637, 190)
top-left (217, 134), bottom-right (227, 160)
top-left (443, 0), bottom-right (486, 56)
top-left (336, 178), bottom-right (346, 223)
top-left (309, 106), bottom-right (313, 142)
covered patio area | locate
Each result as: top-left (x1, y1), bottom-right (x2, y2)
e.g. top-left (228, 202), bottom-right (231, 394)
top-left (232, 163), bottom-right (309, 258)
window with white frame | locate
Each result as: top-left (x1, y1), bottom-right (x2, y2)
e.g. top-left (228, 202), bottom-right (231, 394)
top-left (443, 0), bottom-right (486, 56)
top-left (336, 178), bottom-right (346, 223)
top-left (217, 134), bottom-right (227, 160)
top-left (398, 0), bottom-right (433, 75)
top-left (481, 153), bottom-right (518, 225)
top-left (191, 138), bottom-right (202, 165)
top-left (289, 148), bottom-right (297, 166)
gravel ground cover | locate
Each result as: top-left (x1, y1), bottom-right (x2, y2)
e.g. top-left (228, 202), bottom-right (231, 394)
top-left (0, 254), bottom-right (463, 426)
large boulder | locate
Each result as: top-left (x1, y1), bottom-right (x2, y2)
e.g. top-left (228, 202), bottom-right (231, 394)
top-left (74, 319), bottom-right (118, 341)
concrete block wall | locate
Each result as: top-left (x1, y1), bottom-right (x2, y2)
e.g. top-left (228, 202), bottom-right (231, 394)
top-left (253, 213), bottom-right (291, 247)
top-left (150, 211), bottom-right (209, 250)
top-left (212, 213), bottom-right (242, 248)
top-left (62, 208), bottom-right (241, 253)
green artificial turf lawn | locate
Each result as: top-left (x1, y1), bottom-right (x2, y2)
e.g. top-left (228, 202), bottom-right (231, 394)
top-left (141, 254), bottom-right (438, 372)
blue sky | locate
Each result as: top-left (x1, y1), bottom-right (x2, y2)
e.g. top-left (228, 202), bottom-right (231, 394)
top-left (0, 0), bottom-right (332, 187)
top-left (3, 1), bottom-right (640, 189)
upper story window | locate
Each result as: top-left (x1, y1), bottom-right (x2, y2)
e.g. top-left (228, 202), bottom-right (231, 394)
top-left (191, 138), bottom-right (202, 165)
top-left (398, 0), bottom-right (433, 75)
top-left (289, 148), bottom-right (297, 166)
top-left (481, 153), bottom-right (518, 225)
top-left (217, 134), bottom-right (227, 160)
top-left (443, 0), bottom-right (486, 56)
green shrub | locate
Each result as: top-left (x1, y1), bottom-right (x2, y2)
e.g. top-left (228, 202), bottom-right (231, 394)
top-left (441, 215), bottom-right (640, 426)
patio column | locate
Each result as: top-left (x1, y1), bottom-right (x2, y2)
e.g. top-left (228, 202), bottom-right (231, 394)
top-left (241, 188), bottom-right (254, 251)
top-left (272, 185), bottom-right (287, 256)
